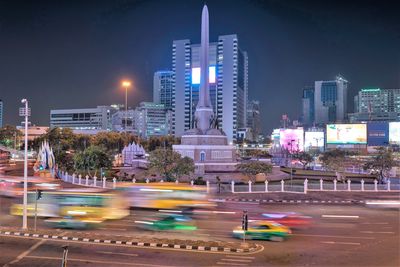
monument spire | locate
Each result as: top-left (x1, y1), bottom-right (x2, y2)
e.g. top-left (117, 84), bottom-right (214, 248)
top-left (195, 4), bottom-right (214, 132)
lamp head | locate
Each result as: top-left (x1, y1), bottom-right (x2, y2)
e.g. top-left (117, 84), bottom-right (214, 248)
top-left (122, 81), bottom-right (131, 87)
top-left (21, 99), bottom-right (27, 104)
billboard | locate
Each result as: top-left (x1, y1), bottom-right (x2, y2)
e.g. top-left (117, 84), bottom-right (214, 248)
top-left (326, 124), bottom-right (367, 144)
top-left (191, 66), bottom-right (216, 84)
top-left (367, 122), bottom-right (389, 146)
top-left (389, 122), bottom-right (400, 144)
top-left (304, 131), bottom-right (324, 150)
top-left (279, 128), bottom-right (304, 152)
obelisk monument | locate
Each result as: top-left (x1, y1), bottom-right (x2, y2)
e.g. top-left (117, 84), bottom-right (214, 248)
top-left (173, 5), bottom-right (236, 175)
top-left (194, 4), bottom-right (214, 132)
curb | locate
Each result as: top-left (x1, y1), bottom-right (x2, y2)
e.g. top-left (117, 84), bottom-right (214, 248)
top-left (211, 198), bottom-right (365, 204)
top-left (0, 230), bottom-right (257, 253)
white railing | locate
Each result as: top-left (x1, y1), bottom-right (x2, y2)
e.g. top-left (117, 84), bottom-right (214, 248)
top-left (59, 171), bottom-right (211, 192)
top-left (225, 178), bottom-right (399, 194)
top-left (59, 172), bottom-right (398, 194)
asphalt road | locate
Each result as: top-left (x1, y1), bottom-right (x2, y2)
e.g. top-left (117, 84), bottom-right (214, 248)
top-left (1, 195), bottom-right (399, 267)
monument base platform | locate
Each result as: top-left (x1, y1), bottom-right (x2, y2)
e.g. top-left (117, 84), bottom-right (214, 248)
top-left (173, 134), bottom-right (237, 175)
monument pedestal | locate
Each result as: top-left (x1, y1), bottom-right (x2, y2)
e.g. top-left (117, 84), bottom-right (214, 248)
top-left (173, 133), bottom-right (237, 175)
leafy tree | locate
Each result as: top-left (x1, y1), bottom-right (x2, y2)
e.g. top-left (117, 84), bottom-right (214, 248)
top-left (91, 132), bottom-right (123, 154)
top-left (73, 145), bottom-right (112, 177)
top-left (363, 147), bottom-right (398, 183)
top-left (319, 149), bottom-right (347, 173)
top-left (246, 149), bottom-right (272, 161)
top-left (0, 125), bottom-right (22, 148)
top-left (294, 152), bottom-right (314, 169)
top-left (237, 161), bottom-right (272, 182)
top-left (148, 148), bottom-right (194, 181)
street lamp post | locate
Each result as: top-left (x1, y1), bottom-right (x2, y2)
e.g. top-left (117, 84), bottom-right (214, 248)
top-left (122, 81), bottom-right (131, 132)
top-left (19, 99), bottom-right (30, 229)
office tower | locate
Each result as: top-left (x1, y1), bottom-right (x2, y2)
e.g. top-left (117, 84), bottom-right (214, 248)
top-left (349, 88), bottom-right (400, 122)
top-left (246, 100), bottom-right (261, 141)
top-left (153, 71), bottom-right (174, 110)
top-left (135, 102), bottom-right (171, 138)
top-left (301, 86), bottom-right (315, 125)
top-left (50, 106), bottom-right (118, 130)
top-left (172, 34), bottom-right (248, 142)
top-left (314, 76), bottom-right (348, 124)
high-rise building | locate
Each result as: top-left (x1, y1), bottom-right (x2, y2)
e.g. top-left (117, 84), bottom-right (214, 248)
top-left (50, 106), bottom-right (118, 130)
top-left (301, 86), bottom-right (315, 125)
top-left (0, 99), bottom-right (3, 128)
top-left (314, 76), bottom-right (348, 124)
top-left (246, 100), bottom-right (261, 141)
top-left (172, 34), bottom-right (248, 142)
top-left (135, 102), bottom-right (171, 138)
top-left (153, 71), bottom-right (174, 110)
top-left (349, 88), bottom-right (400, 122)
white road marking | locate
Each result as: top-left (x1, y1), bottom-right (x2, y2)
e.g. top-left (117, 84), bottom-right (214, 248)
top-left (24, 256), bottom-right (178, 267)
top-left (294, 234), bottom-right (375, 240)
top-left (321, 241), bottom-right (360, 245)
top-left (5, 239), bottom-right (46, 266)
top-left (98, 251), bottom-right (138, 257)
top-left (360, 231), bottom-right (395, 234)
top-left (225, 255), bottom-right (256, 259)
top-left (322, 215), bottom-right (359, 219)
top-left (220, 258), bottom-right (252, 262)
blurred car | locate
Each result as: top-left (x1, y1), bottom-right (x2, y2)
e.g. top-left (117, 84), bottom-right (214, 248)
top-left (233, 221), bottom-right (291, 241)
top-left (45, 216), bottom-right (103, 229)
top-left (254, 212), bottom-right (312, 229)
top-left (135, 213), bottom-right (197, 231)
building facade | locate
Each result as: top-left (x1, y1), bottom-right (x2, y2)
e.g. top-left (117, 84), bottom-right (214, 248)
top-left (0, 99), bottom-right (3, 128)
top-left (17, 126), bottom-right (49, 141)
top-left (111, 110), bottom-right (137, 133)
top-left (246, 100), bottom-right (261, 141)
top-left (153, 71), bottom-right (174, 110)
top-left (350, 88), bottom-right (400, 122)
top-left (172, 34), bottom-right (248, 142)
top-left (314, 76), bottom-right (348, 124)
top-left (135, 102), bottom-right (171, 138)
top-left (50, 106), bottom-right (117, 130)
top-left (301, 86), bottom-right (315, 125)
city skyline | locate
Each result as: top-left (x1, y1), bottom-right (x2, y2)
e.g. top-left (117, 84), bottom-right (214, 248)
top-left (0, 0), bottom-right (399, 133)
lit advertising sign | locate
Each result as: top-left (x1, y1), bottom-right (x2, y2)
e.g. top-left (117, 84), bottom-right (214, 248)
top-left (389, 122), bottom-right (400, 144)
top-left (367, 122), bottom-right (389, 146)
top-left (326, 124), bottom-right (367, 144)
top-left (304, 131), bottom-right (324, 150)
top-left (279, 128), bottom-right (304, 152)
top-left (191, 66), bottom-right (216, 84)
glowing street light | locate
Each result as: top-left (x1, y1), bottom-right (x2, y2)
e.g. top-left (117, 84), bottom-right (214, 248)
top-left (121, 80), bottom-right (131, 131)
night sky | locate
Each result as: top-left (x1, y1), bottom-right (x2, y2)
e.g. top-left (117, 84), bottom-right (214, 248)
top-left (1, 0), bottom-right (399, 134)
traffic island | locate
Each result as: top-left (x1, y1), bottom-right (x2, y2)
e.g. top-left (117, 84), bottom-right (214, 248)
top-left (0, 227), bottom-right (261, 253)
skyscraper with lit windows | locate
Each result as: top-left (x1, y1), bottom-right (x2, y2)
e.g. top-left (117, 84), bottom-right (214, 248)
top-left (172, 34), bottom-right (248, 142)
